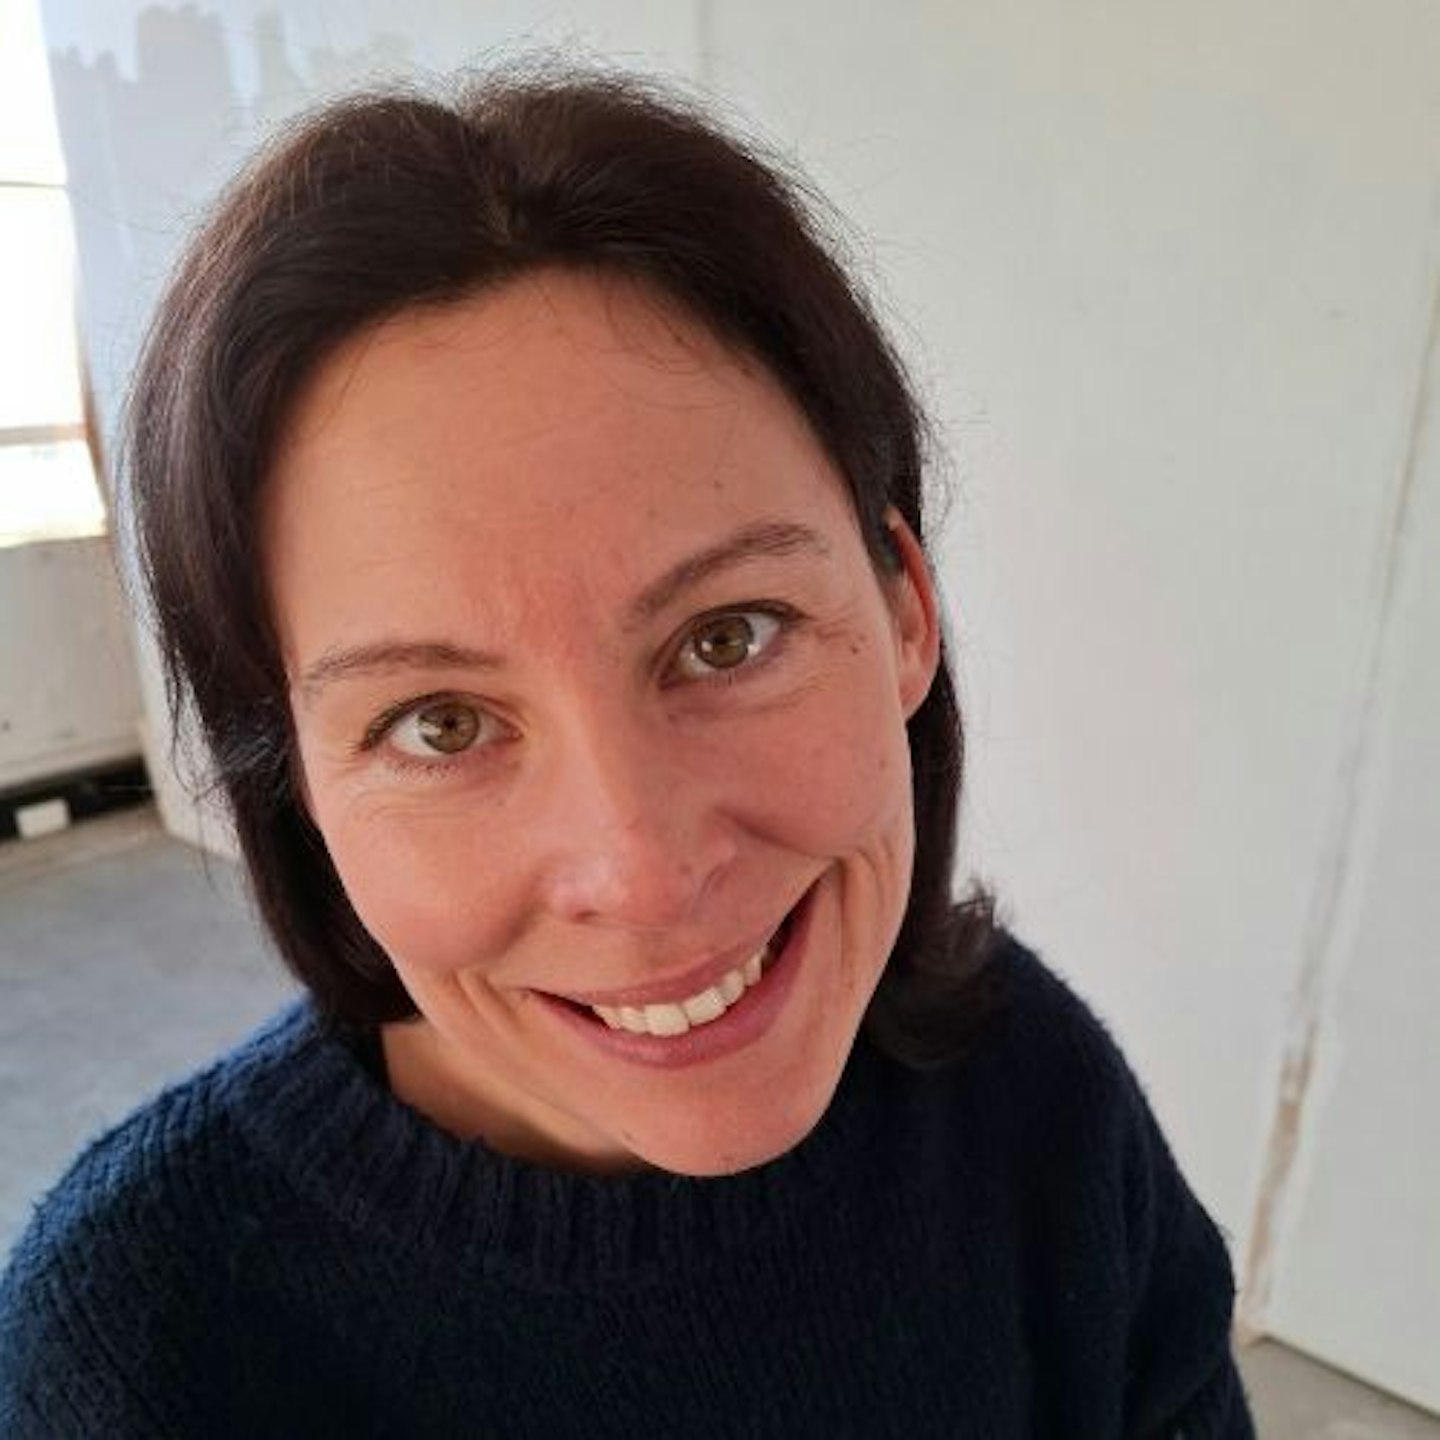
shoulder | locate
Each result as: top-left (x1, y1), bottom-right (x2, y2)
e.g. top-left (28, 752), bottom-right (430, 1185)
top-left (880, 924), bottom-right (1239, 1303)
top-left (4, 999), bottom-right (320, 1257)
top-left (975, 931), bottom-right (1141, 1094)
top-left (869, 901), bottom-right (1137, 1083)
top-left (886, 921), bottom-right (1146, 1112)
top-left (929, 929), bottom-right (1192, 1203)
top-left (918, 931), bottom-right (1249, 1431)
top-left (0, 1003), bottom-right (320, 1436)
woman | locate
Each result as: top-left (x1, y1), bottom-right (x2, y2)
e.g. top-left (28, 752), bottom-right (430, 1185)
top-left (0, 69), bottom-right (1254, 1436)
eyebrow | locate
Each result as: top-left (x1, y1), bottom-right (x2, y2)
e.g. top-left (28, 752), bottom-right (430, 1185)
top-left (297, 640), bottom-right (502, 699)
top-left (296, 518), bottom-right (830, 698)
top-left (630, 519), bottom-right (830, 621)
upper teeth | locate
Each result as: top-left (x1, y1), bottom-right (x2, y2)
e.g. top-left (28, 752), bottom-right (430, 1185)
top-left (591, 947), bottom-right (767, 1036)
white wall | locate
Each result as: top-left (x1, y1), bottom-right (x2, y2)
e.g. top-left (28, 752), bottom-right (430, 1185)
top-left (1261, 272), bottom-right (1440, 1407)
top-left (38, 0), bottom-right (1440, 1398)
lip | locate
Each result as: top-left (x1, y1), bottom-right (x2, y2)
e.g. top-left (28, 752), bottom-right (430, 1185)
top-left (531, 877), bottom-right (820, 1069)
top-left (549, 921), bottom-right (787, 1010)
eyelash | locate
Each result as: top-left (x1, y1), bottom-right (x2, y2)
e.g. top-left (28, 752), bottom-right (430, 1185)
top-left (356, 602), bottom-right (802, 776)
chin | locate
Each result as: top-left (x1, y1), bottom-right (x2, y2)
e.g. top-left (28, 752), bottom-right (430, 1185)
top-left (626, 1071), bottom-right (842, 1178)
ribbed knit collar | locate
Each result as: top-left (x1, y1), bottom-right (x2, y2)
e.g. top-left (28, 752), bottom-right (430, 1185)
top-left (219, 1002), bottom-right (890, 1294)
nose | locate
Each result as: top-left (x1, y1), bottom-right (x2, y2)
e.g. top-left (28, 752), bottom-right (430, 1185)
top-left (534, 715), bottom-right (736, 931)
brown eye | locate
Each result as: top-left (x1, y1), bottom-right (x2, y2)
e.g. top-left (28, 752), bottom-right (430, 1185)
top-left (391, 699), bottom-right (486, 757)
top-left (677, 610), bottom-right (782, 678)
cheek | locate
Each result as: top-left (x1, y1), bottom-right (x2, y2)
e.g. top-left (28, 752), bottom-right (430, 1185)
top-left (314, 801), bottom-right (523, 976)
top-left (737, 682), bottom-right (915, 855)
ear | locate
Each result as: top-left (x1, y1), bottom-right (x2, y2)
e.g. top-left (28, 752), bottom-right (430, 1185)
top-left (880, 507), bottom-right (942, 718)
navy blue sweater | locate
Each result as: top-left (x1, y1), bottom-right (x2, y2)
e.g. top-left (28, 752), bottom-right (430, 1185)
top-left (0, 938), bottom-right (1253, 1437)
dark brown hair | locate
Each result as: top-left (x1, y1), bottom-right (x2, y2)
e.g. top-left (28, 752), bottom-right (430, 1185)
top-left (125, 66), bottom-right (996, 1066)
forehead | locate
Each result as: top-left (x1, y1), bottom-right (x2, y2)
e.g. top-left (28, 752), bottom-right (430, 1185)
top-left (274, 270), bottom-right (829, 505)
top-left (261, 270), bottom-right (860, 654)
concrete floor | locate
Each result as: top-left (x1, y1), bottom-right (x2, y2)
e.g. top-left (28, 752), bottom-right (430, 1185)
top-left (1241, 1341), bottom-right (1440, 1438)
top-left (0, 804), bottom-right (295, 1257)
top-left (2, 806), bottom-right (1437, 1436)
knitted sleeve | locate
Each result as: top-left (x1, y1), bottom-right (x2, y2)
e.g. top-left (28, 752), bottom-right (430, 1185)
top-left (1117, 1064), bottom-right (1256, 1440)
top-left (0, 1220), bottom-right (161, 1438)
top-left (0, 1106), bottom-right (225, 1439)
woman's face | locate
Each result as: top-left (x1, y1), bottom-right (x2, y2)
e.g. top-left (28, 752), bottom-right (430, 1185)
top-left (263, 271), bottom-right (939, 1176)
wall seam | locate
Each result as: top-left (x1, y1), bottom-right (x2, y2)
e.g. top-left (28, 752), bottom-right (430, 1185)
top-left (1239, 180), bottom-right (1440, 1337)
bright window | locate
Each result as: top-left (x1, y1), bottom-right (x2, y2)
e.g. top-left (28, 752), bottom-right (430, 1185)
top-left (0, 0), bottom-right (106, 548)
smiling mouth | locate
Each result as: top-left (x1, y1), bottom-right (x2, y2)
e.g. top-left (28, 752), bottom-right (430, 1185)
top-left (555, 908), bottom-right (795, 1039)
